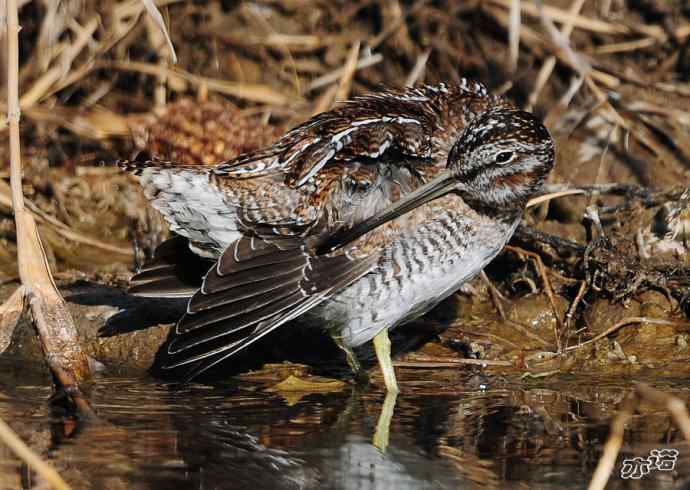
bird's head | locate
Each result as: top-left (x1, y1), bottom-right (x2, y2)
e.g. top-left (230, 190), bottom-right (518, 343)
top-left (447, 108), bottom-right (554, 210)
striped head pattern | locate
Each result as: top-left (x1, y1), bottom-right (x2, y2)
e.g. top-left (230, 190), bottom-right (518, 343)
top-left (448, 109), bottom-right (555, 210)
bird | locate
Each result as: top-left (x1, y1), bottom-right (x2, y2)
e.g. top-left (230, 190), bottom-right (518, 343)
top-left (120, 80), bottom-right (555, 392)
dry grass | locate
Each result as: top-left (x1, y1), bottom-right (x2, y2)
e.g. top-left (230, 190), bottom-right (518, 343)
top-left (1, 1), bottom-right (688, 263)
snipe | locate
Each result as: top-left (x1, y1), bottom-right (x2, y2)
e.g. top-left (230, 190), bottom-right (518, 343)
top-left (121, 80), bottom-right (555, 392)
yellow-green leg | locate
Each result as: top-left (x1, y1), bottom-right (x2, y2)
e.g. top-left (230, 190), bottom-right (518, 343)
top-left (373, 328), bottom-right (398, 393)
top-left (334, 337), bottom-right (362, 373)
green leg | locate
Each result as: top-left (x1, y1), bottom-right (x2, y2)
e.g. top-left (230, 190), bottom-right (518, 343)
top-left (373, 328), bottom-right (399, 393)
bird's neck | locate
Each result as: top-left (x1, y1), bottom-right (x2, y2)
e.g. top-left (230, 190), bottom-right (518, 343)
top-left (454, 186), bottom-right (527, 223)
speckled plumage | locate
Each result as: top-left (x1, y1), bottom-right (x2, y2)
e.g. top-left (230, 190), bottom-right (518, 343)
top-left (121, 80), bottom-right (554, 380)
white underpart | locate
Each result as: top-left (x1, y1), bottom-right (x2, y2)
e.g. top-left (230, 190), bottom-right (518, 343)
top-left (138, 167), bottom-right (240, 257)
top-left (314, 211), bottom-right (520, 347)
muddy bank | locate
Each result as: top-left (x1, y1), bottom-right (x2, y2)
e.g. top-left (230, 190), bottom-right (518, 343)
top-left (1, 261), bottom-right (688, 385)
top-left (0, 282), bottom-right (172, 376)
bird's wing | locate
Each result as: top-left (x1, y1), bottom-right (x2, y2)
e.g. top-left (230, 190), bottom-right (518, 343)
top-left (163, 221), bottom-right (380, 379)
top-left (121, 82), bottom-right (502, 255)
top-left (213, 82), bottom-right (495, 186)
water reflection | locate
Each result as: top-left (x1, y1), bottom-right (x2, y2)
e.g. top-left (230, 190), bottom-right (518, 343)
top-left (0, 363), bottom-right (688, 489)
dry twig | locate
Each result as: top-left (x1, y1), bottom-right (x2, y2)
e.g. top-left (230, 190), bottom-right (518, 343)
top-left (507, 0), bottom-right (520, 73)
top-left (505, 245), bottom-right (565, 351)
top-left (565, 280), bottom-right (587, 331)
top-left (141, 0), bottom-right (177, 63)
top-left (335, 41), bottom-right (361, 102)
top-left (405, 48), bottom-right (431, 87)
top-left (565, 317), bottom-right (690, 352)
top-left (0, 416), bottom-right (70, 490)
top-left (481, 270), bottom-right (507, 320)
top-left (307, 53), bottom-right (383, 92)
top-left (394, 358), bottom-right (513, 368)
top-left (105, 60), bottom-right (291, 106)
top-left (2, 0), bottom-right (92, 412)
top-left (528, 0), bottom-right (587, 109)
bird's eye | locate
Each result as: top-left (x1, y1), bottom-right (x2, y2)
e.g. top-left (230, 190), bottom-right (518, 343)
top-left (495, 151), bottom-right (515, 165)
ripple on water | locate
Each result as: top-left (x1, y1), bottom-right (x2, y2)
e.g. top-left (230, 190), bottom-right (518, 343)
top-left (0, 360), bottom-right (689, 489)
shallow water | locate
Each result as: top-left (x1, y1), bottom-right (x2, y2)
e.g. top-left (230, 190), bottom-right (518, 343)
top-left (0, 361), bottom-right (689, 489)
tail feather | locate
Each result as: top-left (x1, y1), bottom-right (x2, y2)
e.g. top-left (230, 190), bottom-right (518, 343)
top-left (120, 159), bottom-right (241, 256)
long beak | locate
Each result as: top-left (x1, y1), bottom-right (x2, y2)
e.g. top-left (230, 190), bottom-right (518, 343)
top-left (319, 170), bottom-right (457, 254)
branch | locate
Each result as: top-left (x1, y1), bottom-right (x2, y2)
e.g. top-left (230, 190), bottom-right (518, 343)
top-left (5, 0), bottom-right (92, 408)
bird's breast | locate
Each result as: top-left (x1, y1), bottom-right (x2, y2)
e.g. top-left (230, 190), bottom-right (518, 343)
top-left (311, 203), bottom-right (520, 347)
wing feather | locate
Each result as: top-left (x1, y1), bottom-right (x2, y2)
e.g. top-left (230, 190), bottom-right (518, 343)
top-left (214, 82), bottom-right (495, 187)
top-left (162, 237), bottom-right (379, 376)
top-left (201, 257), bottom-right (306, 293)
top-left (129, 236), bottom-right (213, 298)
